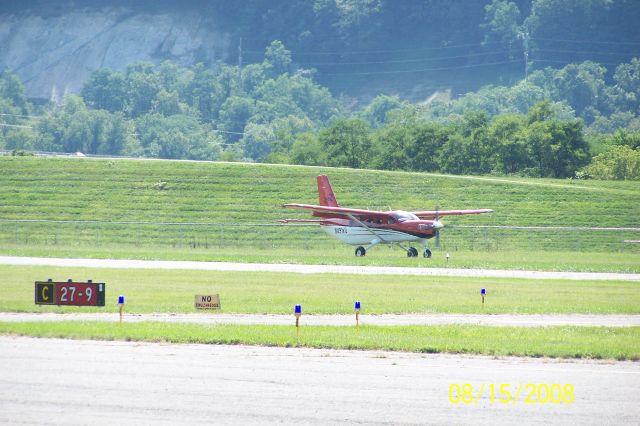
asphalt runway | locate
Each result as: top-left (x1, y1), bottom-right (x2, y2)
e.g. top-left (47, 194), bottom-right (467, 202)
top-left (2, 312), bottom-right (640, 327)
top-left (1, 336), bottom-right (638, 425)
top-left (1, 256), bottom-right (640, 281)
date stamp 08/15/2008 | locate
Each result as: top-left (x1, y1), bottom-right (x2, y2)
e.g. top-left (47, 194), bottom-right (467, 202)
top-left (449, 383), bottom-right (575, 405)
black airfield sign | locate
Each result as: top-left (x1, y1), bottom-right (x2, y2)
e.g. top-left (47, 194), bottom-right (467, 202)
top-left (34, 282), bottom-right (55, 305)
top-left (35, 280), bottom-right (106, 307)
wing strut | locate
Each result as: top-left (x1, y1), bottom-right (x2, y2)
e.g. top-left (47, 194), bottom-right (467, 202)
top-left (346, 213), bottom-right (390, 245)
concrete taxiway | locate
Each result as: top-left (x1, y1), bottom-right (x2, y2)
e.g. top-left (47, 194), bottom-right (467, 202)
top-left (2, 312), bottom-right (640, 327)
top-left (1, 256), bottom-right (639, 281)
top-left (0, 336), bottom-right (638, 425)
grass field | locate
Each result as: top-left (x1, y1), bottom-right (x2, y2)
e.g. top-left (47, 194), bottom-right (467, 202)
top-left (2, 157), bottom-right (638, 360)
top-left (1, 157), bottom-right (639, 272)
top-left (1, 321), bottom-right (638, 360)
top-left (2, 265), bottom-right (638, 314)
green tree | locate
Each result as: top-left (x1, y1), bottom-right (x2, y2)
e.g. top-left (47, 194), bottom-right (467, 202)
top-left (0, 70), bottom-right (30, 115)
top-left (360, 94), bottom-right (405, 128)
top-left (255, 73), bottom-right (339, 124)
top-left (290, 132), bottom-right (327, 166)
top-left (482, 0), bottom-right (522, 57)
top-left (0, 94), bottom-right (30, 149)
top-left (32, 96), bottom-right (133, 156)
top-left (590, 112), bottom-right (640, 134)
top-left (438, 133), bottom-right (473, 175)
top-left (552, 61), bottom-right (607, 120)
top-left (41, 96), bottom-right (92, 153)
top-left (81, 68), bottom-right (127, 112)
top-left (320, 118), bottom-right (373, 168)
top-left (217, 96), bottom-right (254, 143)
top-left (182, 64), bottom-right (226, 122)
top-left (609, 129), bottom-right (640, 150)
top-left (241, 122), bottom-right (276, 161)
top-left (263, 40), bottom-right (292, 78)
top-left (241, 63), bottom-right (268, 95)
top-left (580, 145), bottom-right (640, 180)
top-left (331, 0), bottom-right (382, 43)
top-left (86, 110), bottom-right (133, 155)
top-left (611, 58), bottom-right (640, 115)
top-left (486, 114), bottom-right (529, 174)
top-left (527, 100), bottom-right (555, 124)
top-left (526, 118), bottom-right (590, 177)
top-left (1, 127), bottom-right (37, 151)
top-left (264, 115), bottom-right (314, 160)
top-left (124, 62), bottom-right (163, 117)
top-left (131, 113), bottom-right (222, 160)
top-left (456, 110), bottom-right (490, 137)
top-left (373, 120), bottom-right (412, 170)
top-left (152, 89), bottom-right (191, 116)
top-left (407, 122), bottom-right (451, 172)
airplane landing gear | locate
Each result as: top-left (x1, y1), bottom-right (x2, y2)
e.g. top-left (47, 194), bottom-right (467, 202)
top-left (355, 246), bottom-right (366, 257)
top-left (407, 247), bottom-right (419, 257)
top-left (423, 248), bottom-right (432, 258)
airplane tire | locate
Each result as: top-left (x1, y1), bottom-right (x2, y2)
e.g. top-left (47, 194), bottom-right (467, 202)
top-left (355, 246), bottom-right (366, 257)
top-left (423, 249), bottom-right (432, 258)
top-left (407, 247), bottom-right (419, 257)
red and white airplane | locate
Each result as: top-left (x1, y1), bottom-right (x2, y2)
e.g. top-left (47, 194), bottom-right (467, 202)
top-left (281, 175), bottom-right (493, 258)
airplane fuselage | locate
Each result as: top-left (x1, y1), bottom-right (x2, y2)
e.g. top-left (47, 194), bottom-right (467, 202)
top-left (321, 224), bottom-right (423, 245)
top-left (319, 216), bottom-right (437, 245)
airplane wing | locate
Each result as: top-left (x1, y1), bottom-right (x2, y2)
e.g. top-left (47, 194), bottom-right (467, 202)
top-left (282, 203), bottom-right (388, 218)
top-left (283, 204), bottom-right (493, 219)
top-left (411, 209), bottom-right (493, 219)
top-left (282, 204), bottom-right (393, 243)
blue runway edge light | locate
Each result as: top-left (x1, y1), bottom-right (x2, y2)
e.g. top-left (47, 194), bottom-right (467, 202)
top-left (118, 295), bottom-right (125, 304)
top-left (355, 300), bottom-right (361, 311)
top-left (480, 288), bottom-right (486, 296)
top-left (294, 304), bottom-right (302, 314)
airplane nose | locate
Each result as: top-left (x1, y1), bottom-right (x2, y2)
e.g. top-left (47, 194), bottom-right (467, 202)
top-left (433, 220), bottom-right (444, 229)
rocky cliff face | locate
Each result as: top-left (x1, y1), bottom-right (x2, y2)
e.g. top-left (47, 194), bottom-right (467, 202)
top-left (0, 6), bottom-right (230, 99)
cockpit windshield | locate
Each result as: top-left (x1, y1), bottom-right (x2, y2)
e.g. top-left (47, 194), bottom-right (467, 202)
top-left (393, 211), bottom-right (419, 222)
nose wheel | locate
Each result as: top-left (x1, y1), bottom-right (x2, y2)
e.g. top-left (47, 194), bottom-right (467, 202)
top-left (423, 248), bottom-right (432, 258)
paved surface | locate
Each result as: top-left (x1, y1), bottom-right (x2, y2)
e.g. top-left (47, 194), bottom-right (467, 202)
top-left (0, 336), bottom-right (638, 425)
top-left (2, 312), bottom-right (640, 327)
top-left (1, 256), bottom-right (639, 281)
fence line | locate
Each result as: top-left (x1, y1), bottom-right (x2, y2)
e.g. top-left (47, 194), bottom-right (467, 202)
top-left (1, 220), bottom-right (639, 252)
top-left (1, 219), bottom-right (638, 232)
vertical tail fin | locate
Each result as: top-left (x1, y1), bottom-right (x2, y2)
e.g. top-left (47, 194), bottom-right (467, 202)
top-left (317, 175), bottom-right (339, 207)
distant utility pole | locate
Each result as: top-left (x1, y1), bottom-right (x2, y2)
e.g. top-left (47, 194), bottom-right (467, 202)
top-left (238, 37), bottom-right (243, 92)
top-left (520, 27), bottom-right (530, 82)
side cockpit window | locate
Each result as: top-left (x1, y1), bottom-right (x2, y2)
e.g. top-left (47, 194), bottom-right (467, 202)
top-left (394, 211), bottom-right (419, 222)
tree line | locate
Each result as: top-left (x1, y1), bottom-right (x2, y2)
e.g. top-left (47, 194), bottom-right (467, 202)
top-left (0, 41), bottom-right (639, 180)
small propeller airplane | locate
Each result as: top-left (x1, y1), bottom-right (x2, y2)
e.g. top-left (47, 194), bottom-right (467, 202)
top-left (281, 175), bottom-right (493, 258)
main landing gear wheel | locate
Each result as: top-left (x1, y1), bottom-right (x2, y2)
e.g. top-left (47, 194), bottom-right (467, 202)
top-left (355, 246), bottom-right (366, 257)
top-left (407, 247), bottom-right (419, 257)
top-left (423, 248), bottom-right (432, 258)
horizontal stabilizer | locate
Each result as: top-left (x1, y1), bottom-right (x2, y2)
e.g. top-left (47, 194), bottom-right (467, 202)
top-left (279, 218), bottom-right (324, 224)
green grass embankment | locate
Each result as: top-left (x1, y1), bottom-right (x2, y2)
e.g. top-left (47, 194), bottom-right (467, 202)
top-left (1, 157), bottom-right (639, 269)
